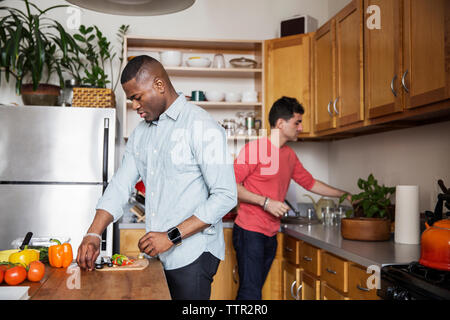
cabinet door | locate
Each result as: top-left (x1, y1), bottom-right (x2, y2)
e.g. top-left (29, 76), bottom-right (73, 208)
top-left (321, 281), bottom-right (350, 300)
top-left (314, 20), bottom-right (337, 131)
top-left (262, 233), bottom-right (284, 300)
top-left (301, 271), bottom-right (321, 300)
top-left (403, 0), bottom-right (449, 109)
top-left (265, 34), bottom-right (312, 134)
top-left (282, 260), bottom-right (302, 300)
top-left (211, 228), bottom-right (239, 300)
top-left (336, 0), bottom-right (365, 127)
top-left (364, 0), bottom-right (403, 118)
top-left (348, 264), bottom-right (380, 300)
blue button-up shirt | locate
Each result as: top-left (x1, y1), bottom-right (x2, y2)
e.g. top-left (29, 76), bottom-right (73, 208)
top-left (96, 94), bottom-right (237, 270)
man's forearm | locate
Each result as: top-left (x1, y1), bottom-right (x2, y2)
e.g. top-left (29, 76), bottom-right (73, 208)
top-left (86, 209), bottom-right (114, 235)
top-left (236, 183), bottom-right (266, 207)
top-left (309, 180), bottom-right (350, 198)
top-left (177, 215), bottom-right (210, 240)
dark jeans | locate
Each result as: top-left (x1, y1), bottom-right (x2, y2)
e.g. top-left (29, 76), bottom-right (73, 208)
top-left (163, 251), bottom-right (220, 300)
top-left (232, 224), bottom-right (278, 300)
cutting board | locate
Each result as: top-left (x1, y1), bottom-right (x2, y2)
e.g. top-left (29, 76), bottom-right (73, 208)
top-left (96, 258), bottom-right (149, 272)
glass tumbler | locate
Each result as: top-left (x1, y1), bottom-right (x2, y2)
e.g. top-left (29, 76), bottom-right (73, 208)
top-left (212, 54), bottom-right (226, 68)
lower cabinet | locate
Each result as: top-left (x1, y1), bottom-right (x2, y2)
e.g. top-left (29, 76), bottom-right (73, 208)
top-left (211, 227), bottom-right (239, 300)
top-left (262, 233), bottom-right (284, 300)
top-left (300, 270), bottom-right (321, 300)
top-left (321, 281), bottom-right (350, 300)
top-left (282, 259), bottom-right (302, 300)
top-left (348, 263), bottom-right (380, 300)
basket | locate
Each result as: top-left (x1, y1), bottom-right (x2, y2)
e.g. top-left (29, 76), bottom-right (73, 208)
top-left (72, 87), bottom-right (116, 108)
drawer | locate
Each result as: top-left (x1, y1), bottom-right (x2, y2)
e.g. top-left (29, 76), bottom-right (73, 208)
top-left (321, 252), bottom-right (349, 293)
top-left (283, 235), bottom-right (301, 265)
top-left (348, 264), bottom-right (380, 300)
top-left (321, 281), bottom-right (349, 300)
top-left (299, 242), bottom-right (321, 277)
top-left (301, 271), bottom-right (320, 300)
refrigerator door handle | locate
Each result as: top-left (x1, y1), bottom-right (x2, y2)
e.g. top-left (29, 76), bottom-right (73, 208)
top-left (102, 118), bottom-right (109, 194)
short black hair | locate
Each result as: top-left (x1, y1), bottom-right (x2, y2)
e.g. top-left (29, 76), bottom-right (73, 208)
top-left (120, 55), bottom-right (157, 84)
top-left (268, 96), bottom-right (304, 128)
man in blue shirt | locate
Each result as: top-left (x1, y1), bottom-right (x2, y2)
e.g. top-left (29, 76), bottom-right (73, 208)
top-left (76, 55), bottom-right (237, 300)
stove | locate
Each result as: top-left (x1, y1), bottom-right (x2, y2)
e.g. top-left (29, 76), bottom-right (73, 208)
top-left (378, 262), bottom-right (450, 300)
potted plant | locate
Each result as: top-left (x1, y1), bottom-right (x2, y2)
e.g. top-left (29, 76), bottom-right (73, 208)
top-left (68, 24), bottom-right (129, 108)
top-left (0, 0), bottom-right (79, 105)
top-left (339, 174), bottom-right (396, 241)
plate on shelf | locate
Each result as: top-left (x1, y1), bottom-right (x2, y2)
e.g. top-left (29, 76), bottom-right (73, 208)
top-left (229, 57), bottom-right (257, 68)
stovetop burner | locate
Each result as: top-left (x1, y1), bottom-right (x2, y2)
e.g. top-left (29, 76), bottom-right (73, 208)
top-left (379, 262), bottom-right (450, 300)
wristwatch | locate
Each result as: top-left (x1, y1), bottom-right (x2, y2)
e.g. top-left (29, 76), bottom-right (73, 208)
top-left (167, 227), bottom-right (182, 246)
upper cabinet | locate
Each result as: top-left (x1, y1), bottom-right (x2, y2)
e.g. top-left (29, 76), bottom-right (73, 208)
top-left (264, 34), bottom-right (313, 135)
top-left (313, 0), bottom-right (364, 133)
top-left (365, 0), bottom-right (450, 119)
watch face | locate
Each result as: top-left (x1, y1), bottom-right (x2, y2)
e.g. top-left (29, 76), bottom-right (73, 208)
top-left (168, 227), bottom-right (181, 241)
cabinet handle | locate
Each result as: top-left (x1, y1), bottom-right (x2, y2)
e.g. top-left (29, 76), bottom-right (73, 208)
top-left (232, 265), bottom-right (238, 284)
top-left (327, 101), bottom-right (333, 117)
top-left (401, 69), bottom-right (409, 93)
top-left (391, 75), bottom-right (398, 97)
top-left (356, 284), bottom-right (370, 292)
top-left (285, 246), bottom-right (293, 253)
top-left (296, 284), bottom-right (303, 300)
top-left (326, 268), bottom-right (337, 275)
top-left (290, 280), bottom-right (297, 299)
top-left (303, 256), bottom-right (312, 262)
top-left (333, 97), bottom-right (339, 115)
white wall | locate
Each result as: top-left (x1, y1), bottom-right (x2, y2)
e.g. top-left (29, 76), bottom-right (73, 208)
top-left (328, 121), bottom-right (450, 213)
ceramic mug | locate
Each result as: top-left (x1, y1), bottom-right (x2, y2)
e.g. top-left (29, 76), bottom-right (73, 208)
top-left (191, 90), bottom-right (205, 101)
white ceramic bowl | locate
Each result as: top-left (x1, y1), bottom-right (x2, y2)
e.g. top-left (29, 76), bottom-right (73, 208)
top-left (160, 50), bottom-right (182, 67)
top-left (225, 92), bottom-right (242, 103)
top-left (241, 91), bottom-right (258, 102)
top-left (186, 57), bottom-right (211, 68)
top-left (205, 90), bottom-right (225, 102)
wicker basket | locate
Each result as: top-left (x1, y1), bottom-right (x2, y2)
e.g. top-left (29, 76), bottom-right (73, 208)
top-left (72, 87), bottom-right (116, 108)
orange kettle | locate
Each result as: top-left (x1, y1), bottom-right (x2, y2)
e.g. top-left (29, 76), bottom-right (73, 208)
top-left (419, 184), bottom-right (450, 271)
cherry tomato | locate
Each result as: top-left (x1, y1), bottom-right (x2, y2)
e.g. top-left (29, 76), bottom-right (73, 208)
top-left (5, 265), bottom-right (27, 285)
top-left (27, 261), bottom-right (45, 282)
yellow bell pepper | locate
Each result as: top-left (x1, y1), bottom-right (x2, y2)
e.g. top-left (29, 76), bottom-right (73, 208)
top-left (9, 246), bottom-right (40, 267)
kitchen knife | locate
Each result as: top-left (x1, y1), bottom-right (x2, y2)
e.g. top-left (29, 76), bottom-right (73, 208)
top-left (20, 232), bottom-right (33, 250)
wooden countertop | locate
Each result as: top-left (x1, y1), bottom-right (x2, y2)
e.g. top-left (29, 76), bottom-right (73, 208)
top-left (25, 258), bottom-right (171, 300)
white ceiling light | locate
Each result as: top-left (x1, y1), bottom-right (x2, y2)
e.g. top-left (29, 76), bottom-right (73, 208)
top-left (66, 0), bottom-right (195, 16)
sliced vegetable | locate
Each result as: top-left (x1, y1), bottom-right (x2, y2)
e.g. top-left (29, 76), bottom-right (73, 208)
top-left (48, 239), bottom-right (73, 268)
top-left (111, 254), bottom-right (134, 266)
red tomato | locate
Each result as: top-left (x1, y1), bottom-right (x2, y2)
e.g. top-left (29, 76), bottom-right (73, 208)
top-left (5, 265), bottom-right (27, 285)
top-left (27, 261), bottom-right (45, 282)
top-left (0, 269), bottom-right (3, 284)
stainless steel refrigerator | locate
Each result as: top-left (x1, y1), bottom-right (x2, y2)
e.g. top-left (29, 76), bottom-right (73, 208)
top-left (0, 105), bottom-right (115, 257)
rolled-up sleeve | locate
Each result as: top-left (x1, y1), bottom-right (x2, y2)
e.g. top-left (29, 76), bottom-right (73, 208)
top-left (96, 130), bottom-right (140, 223)
top-left (191, 118), bottom-right (237, 225)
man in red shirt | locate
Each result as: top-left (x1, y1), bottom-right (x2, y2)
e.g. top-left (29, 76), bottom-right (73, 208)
top-left (233, 96), bottom-right (352, 300)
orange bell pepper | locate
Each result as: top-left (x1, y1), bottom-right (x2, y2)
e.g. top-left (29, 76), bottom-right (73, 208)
top-left (48, 239), bottom-right (73, 268)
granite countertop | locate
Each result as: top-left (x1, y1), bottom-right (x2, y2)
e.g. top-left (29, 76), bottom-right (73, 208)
top-left (282, 223), bottom-right (421, 268)
top-left (119, 221), bottom-right (421, 268)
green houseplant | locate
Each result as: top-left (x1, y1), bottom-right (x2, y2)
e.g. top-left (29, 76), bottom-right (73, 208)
top-left (339, 174), bottom-right (396, 241)
top-left (0, 0), bottom-right (79, 105)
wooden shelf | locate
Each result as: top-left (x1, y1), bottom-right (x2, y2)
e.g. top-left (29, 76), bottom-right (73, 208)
top-left (227, 135), bottom-right (259, 141)
top-left (127, 101), bottom-right (261, 109)
top-left (164, 66), bottom-right (262, 78)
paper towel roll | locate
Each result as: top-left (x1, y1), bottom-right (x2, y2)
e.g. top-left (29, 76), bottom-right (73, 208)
top-left (395, 185), bottom-right (420, 244)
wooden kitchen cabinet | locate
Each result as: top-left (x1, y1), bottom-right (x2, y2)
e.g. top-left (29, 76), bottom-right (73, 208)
top-left (210, 227), bottom-right (239, 300)
top-left (348, 263), bottom-right (380, 300)
top-left (264, 34), bottom-right (313, 135)
top-left (365, 0), bottom-right (450, 119)
top-left (119, 228), bottom-right (146, 257)
top-left (321, 281), bottom-right (350, 300)
top-left (313, 0), bottom-right (364, 132)
top-left (320, 252), bottom-right (349, 293)
top-left (299, 241), bottom-right (322, 277)
top-left (262, 233), bottom-right (284, 300)
top-left (300, 270), bottom-right (321, 300)
top-left (282, 259), bottom-right (302, 300)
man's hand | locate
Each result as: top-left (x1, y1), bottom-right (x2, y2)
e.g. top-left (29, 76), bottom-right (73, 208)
top-left (138, 231), bottom-right (173, 257)
top-left (264, 199), bottom-right (290, 218)
top-left (76, 236), bottom-right (101, 271)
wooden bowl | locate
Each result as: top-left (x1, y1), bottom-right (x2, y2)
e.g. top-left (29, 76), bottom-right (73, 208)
top-left (341, 217), bottom-right (391, 241)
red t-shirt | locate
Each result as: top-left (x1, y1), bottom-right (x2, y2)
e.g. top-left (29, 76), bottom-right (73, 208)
top-left (234, 137), bottom-right (315, 237)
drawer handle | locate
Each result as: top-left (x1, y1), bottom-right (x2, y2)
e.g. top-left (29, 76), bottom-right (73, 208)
top-left (401, 69), bottom-right (409, 93)
top-left (391, 74), bottom-right (398, 97)
top-left (357, 284), bottom-right (370, 292)
top-left (303, 256), bottom-right (312, 262)
top-left (326, 268), bottom-right (337, 275)
top-left (333, 97), bottom-right (339, 115)
top-left (327, 101), bottom-right (333, 117)
top-left (285, 247), bottom-right (293, 252)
